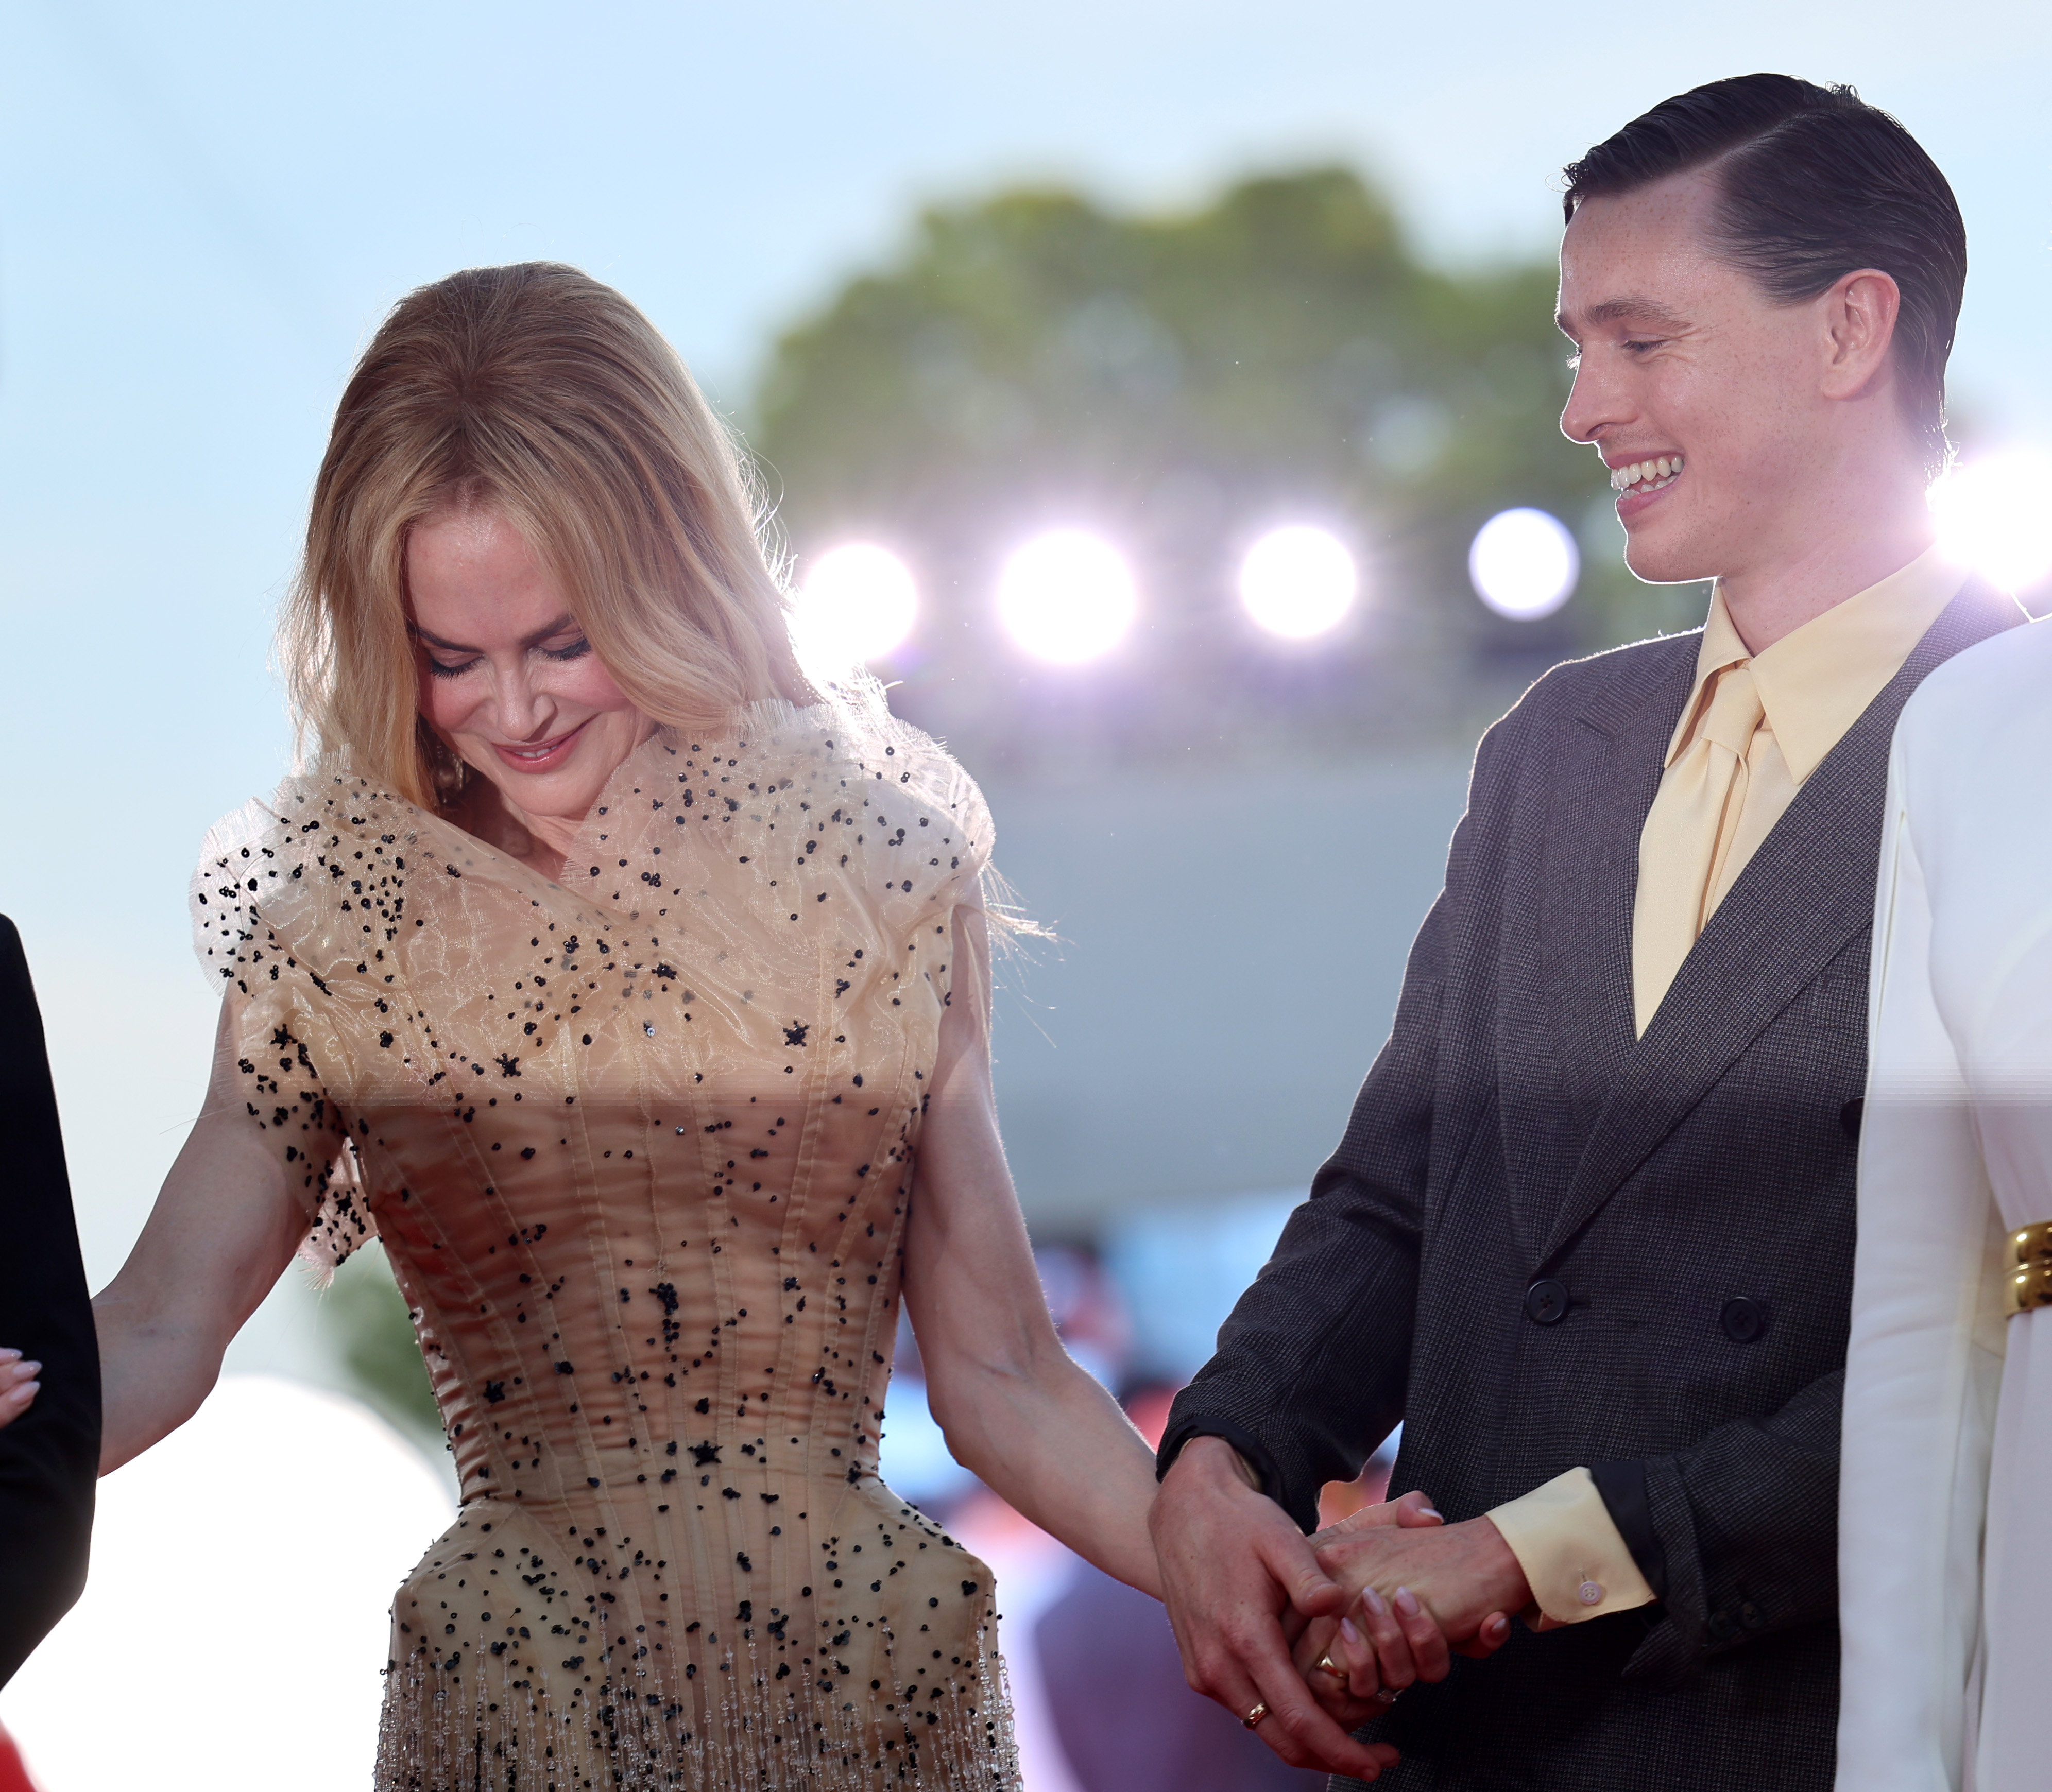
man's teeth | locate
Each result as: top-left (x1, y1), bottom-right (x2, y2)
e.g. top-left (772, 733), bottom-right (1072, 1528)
top-left (1610, 455), bottom-right (1683, 493)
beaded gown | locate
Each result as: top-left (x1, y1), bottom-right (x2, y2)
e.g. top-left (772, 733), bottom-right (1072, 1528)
top-left (192, 700), bottom-right (1020, 1790)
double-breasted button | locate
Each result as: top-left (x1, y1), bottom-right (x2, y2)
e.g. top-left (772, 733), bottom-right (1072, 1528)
top-left (1739, 1601), bottom-right (1763, 1630)
top-left (1525, 1279), bottom-right (1569, 1325)
top-left (1721, 1296), bottom-right (1768, 1343)
top-left (1707, 1611), bottom-right (1739, 1642)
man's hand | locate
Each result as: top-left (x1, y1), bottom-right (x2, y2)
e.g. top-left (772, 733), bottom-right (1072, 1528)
top-left (1313, 1512), bottom-right (1532, 1650)
top-left (1291, 1500), bottom-right (1516, 1728)
top-left (1152, 1436), bottom-right (1433, 1780)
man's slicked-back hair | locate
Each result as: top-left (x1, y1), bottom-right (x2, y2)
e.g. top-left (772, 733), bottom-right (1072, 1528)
top-left (1564, 73), bottom-right (1965, 476)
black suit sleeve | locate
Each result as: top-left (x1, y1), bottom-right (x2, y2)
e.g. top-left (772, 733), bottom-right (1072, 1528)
top-left (1157, 722), bottom-right (1509, 1532)
top-left (1606, 1368), bottom-right (1844, 1685)
top-left (0, 916), bottom-right (100, 1687)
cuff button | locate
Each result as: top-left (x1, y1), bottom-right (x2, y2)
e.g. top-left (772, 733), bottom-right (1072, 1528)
top-left (1578, 1580), bottom-right (1603, 1605)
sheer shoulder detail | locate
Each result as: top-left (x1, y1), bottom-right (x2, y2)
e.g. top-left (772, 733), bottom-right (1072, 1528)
top-left (191, 778), bottom-right (411, 1270)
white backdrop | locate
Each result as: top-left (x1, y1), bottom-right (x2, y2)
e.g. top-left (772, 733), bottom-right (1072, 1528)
top-left (0, 1377), bottom-right (453, 1790)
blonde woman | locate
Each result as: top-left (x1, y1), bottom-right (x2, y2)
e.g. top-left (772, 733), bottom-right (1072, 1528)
top-left (56, 264), bottom-right (1172, 1787)
top-left (1, 264), bottom-right (1462, 1787)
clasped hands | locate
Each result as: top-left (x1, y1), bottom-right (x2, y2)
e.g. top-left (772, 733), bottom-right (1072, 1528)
top-left (1152, 1437), bottom-right (1530, 1780)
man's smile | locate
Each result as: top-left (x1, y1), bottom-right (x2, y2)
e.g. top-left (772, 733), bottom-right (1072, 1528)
top-left (1608, 453), bottom-right (1684, 495)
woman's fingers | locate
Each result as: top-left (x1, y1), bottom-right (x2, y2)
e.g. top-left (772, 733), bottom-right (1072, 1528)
top-left (1339, 1611), bottom-right (1382, 1702)
top-left (1313, 1488), bottom-right (1443, 1545)
top-left (1356, 1586), bottom-right (1418, 1691)
top-left (1454, 1612), bottom-right (1515, 1659)
top-left (1292, 1609), bottom-right (1365, 1719)
top-left (0, 1355), bottom-right (43, 1431)
top-left (1391, 1586), bottom-right (1451, 1683)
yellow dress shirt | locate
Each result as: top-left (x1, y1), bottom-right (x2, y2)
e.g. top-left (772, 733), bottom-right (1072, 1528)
top-left (1486, 544), bottom-right (1966, 1626)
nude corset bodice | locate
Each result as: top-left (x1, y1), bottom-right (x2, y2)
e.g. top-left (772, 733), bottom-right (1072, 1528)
top-left (194, 701), bottom-right (1018, 1789)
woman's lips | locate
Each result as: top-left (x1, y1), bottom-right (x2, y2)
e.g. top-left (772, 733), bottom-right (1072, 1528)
top-left (491, 718), bottom-right (589, 774)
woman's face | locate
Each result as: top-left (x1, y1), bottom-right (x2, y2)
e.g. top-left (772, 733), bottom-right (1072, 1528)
top-left (408, 506), bottom-right (650, 831)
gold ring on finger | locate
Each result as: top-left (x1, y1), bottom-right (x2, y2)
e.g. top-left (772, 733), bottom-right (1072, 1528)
top-left (1242, 1701), bottom-right (1270, 1730)
top-left (1315, 1655), bottom-right (1346, 1681)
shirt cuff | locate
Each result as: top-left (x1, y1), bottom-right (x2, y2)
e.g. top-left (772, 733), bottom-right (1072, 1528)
top-left (1485, 1467), bottom-right (1657, 1625)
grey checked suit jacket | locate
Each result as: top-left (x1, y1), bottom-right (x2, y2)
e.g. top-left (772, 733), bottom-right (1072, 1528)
top-left (1161, 581), bottom-right (2022, 1792)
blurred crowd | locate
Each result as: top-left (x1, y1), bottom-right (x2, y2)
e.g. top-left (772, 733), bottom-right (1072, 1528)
top-left (882, 1227), bottom-right (1399, 1792)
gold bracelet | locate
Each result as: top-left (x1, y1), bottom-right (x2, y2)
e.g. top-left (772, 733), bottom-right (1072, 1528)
top-left (2007, 1222), bottom-right (2052, 1317)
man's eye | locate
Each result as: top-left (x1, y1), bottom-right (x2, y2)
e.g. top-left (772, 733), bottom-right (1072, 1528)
top-left (1623, 338), bottom-right (1663, 354)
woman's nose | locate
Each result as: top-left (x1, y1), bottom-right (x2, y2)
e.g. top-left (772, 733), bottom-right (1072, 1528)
top-left (490, 663), bottom-right (549, 737)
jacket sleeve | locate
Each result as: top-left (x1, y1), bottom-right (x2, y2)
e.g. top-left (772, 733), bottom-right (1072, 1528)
top-left (0, 917), bottom-right (101, 1688)
top-left (1158, 717), bottom-right (1511, 1532)
top-left (1613, 1365), bottom-right (1848, 1685)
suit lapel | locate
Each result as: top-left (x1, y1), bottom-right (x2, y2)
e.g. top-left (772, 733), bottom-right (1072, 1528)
top-left (1536, 645), bottom-right (1694, 1125)
top-left (1494, 642), bottom-right (1692, 1256)
top-left (1533, 578), bottom-right (2022, 1271)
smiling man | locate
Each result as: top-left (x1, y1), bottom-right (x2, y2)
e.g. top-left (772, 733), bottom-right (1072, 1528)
top-left (1149, 75), bottom-right (2021, 1790)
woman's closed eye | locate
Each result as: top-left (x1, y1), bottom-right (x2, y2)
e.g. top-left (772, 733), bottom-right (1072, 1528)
top-left (425, 636), bottom-right (592, 679)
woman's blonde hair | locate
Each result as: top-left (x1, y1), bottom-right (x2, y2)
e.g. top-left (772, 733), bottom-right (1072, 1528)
top-left (282, 262), bottom-right (810, 806)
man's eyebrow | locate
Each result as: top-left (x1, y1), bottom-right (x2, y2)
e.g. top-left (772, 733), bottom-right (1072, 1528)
top-left (409, 613), bottom-right (582, 654)
top-left (1562, 296), bottom-right (1690, 330)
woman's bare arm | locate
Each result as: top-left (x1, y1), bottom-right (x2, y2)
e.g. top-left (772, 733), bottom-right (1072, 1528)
top-left (91, 1002), bottom-right (311, 1472)
top-left (899, 904), bottom-right (1165, 1597)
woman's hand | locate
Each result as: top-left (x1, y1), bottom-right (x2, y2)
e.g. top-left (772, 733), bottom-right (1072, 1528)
top-left (0, 1349), bottom-right (42, 1430)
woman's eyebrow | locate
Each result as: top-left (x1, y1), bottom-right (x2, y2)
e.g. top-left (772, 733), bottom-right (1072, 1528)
top-left (408, 613), bottom-right (581, 653)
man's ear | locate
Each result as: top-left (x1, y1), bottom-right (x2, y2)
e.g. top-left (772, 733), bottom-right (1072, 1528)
top-left (1820, 268), bottom-right (1902, 401)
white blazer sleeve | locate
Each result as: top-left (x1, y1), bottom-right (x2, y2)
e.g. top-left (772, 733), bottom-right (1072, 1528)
top-left (1835, 728), bottom-right (2004, 1792)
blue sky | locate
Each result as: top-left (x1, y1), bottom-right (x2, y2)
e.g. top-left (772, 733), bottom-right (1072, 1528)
top-left (3, 0), bottom-right (2048, 1277)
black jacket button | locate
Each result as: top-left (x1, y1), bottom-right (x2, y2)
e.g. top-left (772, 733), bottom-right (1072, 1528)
top-left (1841, 1098), bottom-right (1864, 1141)
top-left (1740, 1601), bottom-right (1763, 1630)
top-left (1525, 1279), bottom-right (1569, 1325)
top-left (1721, 1296), bottom-right (1768, 1343)
top-left (1707, 1611), bottom-right (1738, 1642)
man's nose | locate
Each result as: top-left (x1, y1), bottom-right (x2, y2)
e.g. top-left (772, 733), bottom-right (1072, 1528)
top-left (1560, 356), bottom-right (1626, 447)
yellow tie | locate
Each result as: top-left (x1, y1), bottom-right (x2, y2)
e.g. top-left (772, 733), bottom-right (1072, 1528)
top-left (1632, 663), bottom-right (1766, 1036)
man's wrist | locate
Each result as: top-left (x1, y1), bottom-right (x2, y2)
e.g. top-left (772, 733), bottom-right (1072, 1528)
top-left (1474, 1515), bottom-right (1535, 1614)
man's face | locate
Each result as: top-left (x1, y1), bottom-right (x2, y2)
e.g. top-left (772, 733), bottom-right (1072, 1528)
top-left (1558, 170), bottom-right (1838, 585)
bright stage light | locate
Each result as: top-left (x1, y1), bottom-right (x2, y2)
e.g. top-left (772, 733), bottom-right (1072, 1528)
top-left (1929, 451), bottom-right (2052, 593)
top-left (996, 530), bottom-right (1137, 664)
top-left (1239, 526), bottom-right (1358, 639)
top-left (1469, 507), bottom-right (1579, 620)
top-left (791, 543), bottom-right (918, 671)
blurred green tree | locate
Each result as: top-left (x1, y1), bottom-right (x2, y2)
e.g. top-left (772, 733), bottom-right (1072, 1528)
top-left (749, 168), bottom-right (1703, 773)
top-left (318, 1243), bottom-right (444, 1455)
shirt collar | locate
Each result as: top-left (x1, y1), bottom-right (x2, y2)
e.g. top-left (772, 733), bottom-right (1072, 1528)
top-left (1663, 544), bottom-right (1968, 780)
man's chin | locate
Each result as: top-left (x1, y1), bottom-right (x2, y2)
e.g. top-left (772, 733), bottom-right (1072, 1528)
top-left (1620, 534), bottom-right (1716, 589)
